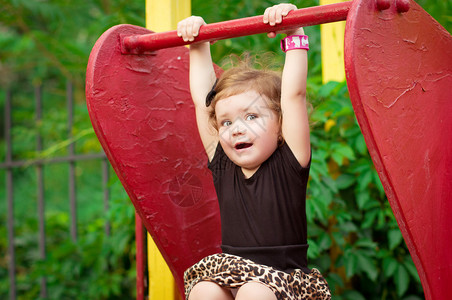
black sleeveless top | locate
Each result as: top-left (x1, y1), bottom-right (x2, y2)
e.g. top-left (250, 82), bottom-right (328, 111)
top-left (208, 143), bottom-right (311, 273)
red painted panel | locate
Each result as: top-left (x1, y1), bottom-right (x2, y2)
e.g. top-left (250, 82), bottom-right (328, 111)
top-left (345, 0), bottom-right (452, 298)
top-left (85, 24), bottom-right (222, 296)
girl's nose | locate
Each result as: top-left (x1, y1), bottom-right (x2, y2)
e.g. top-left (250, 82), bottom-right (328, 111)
top-left (232, 120), bottom-right (246, 136)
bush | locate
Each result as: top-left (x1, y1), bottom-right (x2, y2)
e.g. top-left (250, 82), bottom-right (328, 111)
top-left (0, 178), bottom-right (137, 299)
top-left (306, 81), bottom-right (424, 299)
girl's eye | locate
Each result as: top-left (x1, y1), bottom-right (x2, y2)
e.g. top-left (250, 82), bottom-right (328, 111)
top-left (222, 120), bottom-right (232, 127)
top-left (245, 114), bottom-right (257, 121)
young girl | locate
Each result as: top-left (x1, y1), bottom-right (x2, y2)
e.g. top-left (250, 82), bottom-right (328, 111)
top-left (177, 4), bottom-right (331, 300)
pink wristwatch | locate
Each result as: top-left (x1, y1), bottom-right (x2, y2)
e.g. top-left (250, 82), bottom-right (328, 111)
top-left (280, 35), bottom-right (309, 52)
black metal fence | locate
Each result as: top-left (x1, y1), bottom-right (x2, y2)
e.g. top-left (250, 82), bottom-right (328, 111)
top-left (1, 82), bottom-right (110, 299)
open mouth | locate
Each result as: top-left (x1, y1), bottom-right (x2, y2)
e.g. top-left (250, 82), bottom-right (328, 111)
top-left (235, 142), bottom-right (253, 150)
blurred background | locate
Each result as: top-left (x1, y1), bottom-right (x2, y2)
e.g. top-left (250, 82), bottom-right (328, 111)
top-left (0, 0), bottom-right (450, 299)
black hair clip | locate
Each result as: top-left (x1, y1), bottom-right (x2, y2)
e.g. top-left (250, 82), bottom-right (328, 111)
top-left (205, 79), bottom-right (218, 107)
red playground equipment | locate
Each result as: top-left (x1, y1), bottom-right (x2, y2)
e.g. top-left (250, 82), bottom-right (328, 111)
top-left (85, 0), bottom-right (452, 298)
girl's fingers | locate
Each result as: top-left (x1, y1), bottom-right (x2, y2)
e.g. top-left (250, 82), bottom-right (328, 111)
top-left (275, 6), bottom-right (285, 24)
top-left (268, 7), bottom-right (277, 26)
top-left (279, 4), bottom-right (296, 22)
top-left (192, 18), bottom-right (204, 37)
top-left (187, 20), bottom-right (196, 41)
top-left (267, 31), bottom-right (277, 39)
top-left (190, 22), bottom-right (198, 40)
top-left (263, 7), bottom-right (270, 24)
top-left (177, 23), bottom-right (187, 41)
top-left (263, 7), bottom-right (274, 24)
top-left (177, 16), bottom-right (205, 42)
top-left (263, 4), bottom-right (302, 38)
top-left (177, 21), bottom-right (190, 41)
top-left (176, 22), bottom-right (183, 37)
top-left (264, 6), bottom-right (274, 25)
top-left (263, 4), bottom-right (297, 26)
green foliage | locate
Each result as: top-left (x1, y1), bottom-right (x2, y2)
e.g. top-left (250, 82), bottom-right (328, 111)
top-left (305, 81), bottom-right (423, 299)
top-left (0, 81), bottom-right (136, 299)
top-left (0, 171), bottom-right (137, 299)
top-left (416, 0), bottom-right (452, 32)
top-left (0, 0), bottom-right (145, 92)
top-left (0, 1), bottom-right (143, 296)
top-left (27, 193), bottom-right (136, 300)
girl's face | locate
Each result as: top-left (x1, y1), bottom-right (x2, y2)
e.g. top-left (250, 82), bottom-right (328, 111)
top-left (215, 90), bottom-right (280, 178)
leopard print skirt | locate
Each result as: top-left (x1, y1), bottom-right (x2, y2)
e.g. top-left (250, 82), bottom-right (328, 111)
top-left (184, 253), bottom-right (331, 300)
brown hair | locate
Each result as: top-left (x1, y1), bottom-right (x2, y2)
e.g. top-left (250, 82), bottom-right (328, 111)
top-left (208, 56), bottom-right (282, 130)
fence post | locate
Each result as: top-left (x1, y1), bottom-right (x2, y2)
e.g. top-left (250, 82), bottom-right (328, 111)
top-left (5, 89), bottom-right (16, 300)
top-left (67, 80), bottom-right (77, 241)
top-left (35, 85), bottom-right (48, 298)
top-left (1, 80), bottom-right (110, 298)
top-left (103, 160), bottom-right (111, 236)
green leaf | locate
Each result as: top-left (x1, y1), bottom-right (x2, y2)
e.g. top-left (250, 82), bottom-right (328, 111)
top-left (335, 211), bottom-right (352, 223)
top-left (341, 221), bottom-right (358, 233)
top-left (377, 209), bottom-right (388, 228)
top-left (355, 134), bottom-right (368, 155)
top-left (336, 174), bottom-right (355, 189)
top-left (356, 191), bottom-right (371, 210)
top-left (357, 253), bottom-right (378, 281)
top-left (362, 209), bottom-right (379, 228)
top-left (403, 258), bottom-right (421, 282)
top-left (331, 152), bottom-right (343, 166)
top-left (306, 199), bottom-right (316, 223)
top-left (395, 264), bottom-right (410, 297)
top-left (336, 143), bottom-right (356, 160)
top-left (307, 187), bottom-right (330, 223)
top-left (307, 238), bottom-right (320, 258)
top-left (341, 290), bottom-right (366, 300)
top-left (401, 296), bottom-right (423, 300)
top-left (373, 171), bottom-right (386, 195)
top-left (318, 81), bottom-right (340, 98)
top-left (332, 231), bottom-right (346, 247)
top-left (331, 143), bottom-right (356, 166)
top-left (357, 169), bottom-right (373, 191)
top-left (344, 251), bottom-right (358, 278)
top-left (355, 238), bottom-right (377, 249)
top-left (324, 273), bottom-right (344, 294)
top-left (388, 229), bottom-right (403, 250)
top-left (322, 176), bottom-right (338, 193)
top-left (318, 232), bottom-right (332, 250)
top-left (383, 256), bottom-right (398, 277)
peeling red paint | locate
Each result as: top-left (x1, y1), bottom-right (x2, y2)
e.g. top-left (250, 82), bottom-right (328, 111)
top-left (86, 24), bottom-right (222, 295)
top-left (345, 0), bottom-right (452, 298)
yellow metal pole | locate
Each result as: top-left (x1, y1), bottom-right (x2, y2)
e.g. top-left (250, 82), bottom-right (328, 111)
top-left (145, 1), bottom-right (190, 299)
top-left (320, 0), bottom-right (346, 83)
top-left (143, 1), bottom-right (343, 298)
top-left (146, 0), bottom-right (191, 32)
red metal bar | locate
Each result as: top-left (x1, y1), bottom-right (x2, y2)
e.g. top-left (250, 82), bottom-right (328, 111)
top-left (121, 1), bottom-right (352, 54)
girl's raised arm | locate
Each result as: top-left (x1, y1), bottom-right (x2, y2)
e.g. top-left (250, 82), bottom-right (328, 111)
top-left (264, 4), bottom-right (311, 167)
top-left (177, 17), bottom-right (219, 160)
